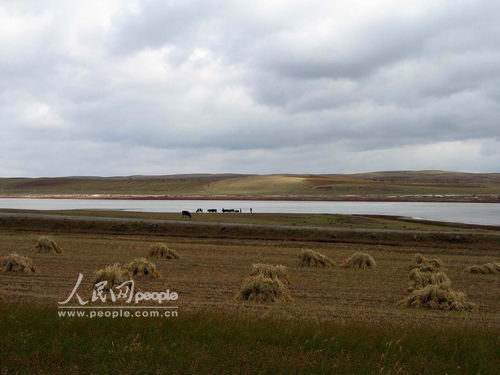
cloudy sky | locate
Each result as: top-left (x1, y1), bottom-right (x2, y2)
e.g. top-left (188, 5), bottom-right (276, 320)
top-left (1, 0), bottom-right (499, 176)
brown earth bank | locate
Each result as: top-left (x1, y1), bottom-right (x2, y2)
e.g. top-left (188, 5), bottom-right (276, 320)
top-left (2, 193), bottom-right (500, 202)
top-left (1, 211), bottom-right (500, 247)
top-left (0, 212), bottom-right (499, 327)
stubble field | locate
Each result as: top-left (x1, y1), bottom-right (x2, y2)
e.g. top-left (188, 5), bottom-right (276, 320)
top-left (1, 214), bottom-right (499, 374)
top-left (1, 226), bottom-right (499, 325)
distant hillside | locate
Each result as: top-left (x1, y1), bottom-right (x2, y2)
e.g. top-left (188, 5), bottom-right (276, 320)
top-left (351, 171), bottom-right (500, 184)
top-left (1, 171), bottom-right (499, 202)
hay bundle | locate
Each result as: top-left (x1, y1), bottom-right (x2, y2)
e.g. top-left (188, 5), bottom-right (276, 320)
top-left (236, 275), bottom-right (292, 303)
top-left (341, 252), bottom-right (376, 269)
top-left (0, 253), bottom-right (36, 273)
top-left (148, 243), bottom-right (179, 260)
top-left (465, 262), bottom-right (500, 275)
top-left (412, 253), bottom-right (442, 272)
top-left (407, 268), bottom-right (451, 292)
top-left (401, 255), bottom-right (476, 311)
top-left (126, 258), bottom-right (160, 278)
top-left (298, 249), bottom-right (335, 267)
top-left (93, 263), bottom-right (132, 290)
top-left (249, 263), bottom-right (290, 285)
top-left (399, 284), bottom-right (477, 311)
top-left (35, 235), bottom-right (63, 254)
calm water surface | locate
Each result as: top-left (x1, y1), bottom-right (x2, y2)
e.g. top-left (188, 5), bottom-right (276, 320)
top-left (0, 198), bottom-right (499, 226)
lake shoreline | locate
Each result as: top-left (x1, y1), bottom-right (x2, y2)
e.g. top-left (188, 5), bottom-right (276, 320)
top-left (1, 210), bottom-right (499, 241)
top-left (2, 208), bottom-right (499, 231)
top-left (1, 193), bottom-right (499, 203)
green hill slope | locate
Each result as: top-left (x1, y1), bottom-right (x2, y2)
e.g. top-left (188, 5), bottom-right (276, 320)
top-left (1, 171), bottom-right (500, 201)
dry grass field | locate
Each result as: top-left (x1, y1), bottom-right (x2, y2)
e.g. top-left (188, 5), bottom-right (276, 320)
top-left (1, 222), bottom-right (498, 326)
top-left (1, 213), bottom-right (499, 373)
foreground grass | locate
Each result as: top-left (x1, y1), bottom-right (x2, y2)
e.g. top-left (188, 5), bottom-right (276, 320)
top-left (1, 305), bottom-right (498, 374)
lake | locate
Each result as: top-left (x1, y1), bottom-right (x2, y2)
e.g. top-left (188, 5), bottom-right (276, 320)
top-left (0, 198), bottom-right (499, 226)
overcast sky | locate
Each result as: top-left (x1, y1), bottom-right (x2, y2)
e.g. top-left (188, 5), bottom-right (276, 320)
top-left (1, 0), bottom-right (499, 177)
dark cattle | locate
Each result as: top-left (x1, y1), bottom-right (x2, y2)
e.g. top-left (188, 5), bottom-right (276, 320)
top-left (196, 208), bottom-right (203, 213)
top-left (222, 208), bottom-right (236, 213)
top-left (182, 210), bottom-right (192, 218)
top-left (207, 209), bottom-right (217, 213)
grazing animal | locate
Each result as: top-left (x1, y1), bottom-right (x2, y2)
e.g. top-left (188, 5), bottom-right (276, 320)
top-left (182, 210), bottom-right (192, 218)
top-left (196, 208), bottom-right (203, 213)
top-left (207, 209), bottom-right (217, 213)
top-left (222, 208), bottom-right (235, 213)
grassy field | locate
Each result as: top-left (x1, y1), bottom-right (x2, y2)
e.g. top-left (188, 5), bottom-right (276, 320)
top-left (1, 305), bottom-right (499, 374)
top-left (1, 213), bottom-right (499, 373)
top-left (1, 171), bottom-right (500, 201)
top-left (3, 208), bottom-right (495, 232)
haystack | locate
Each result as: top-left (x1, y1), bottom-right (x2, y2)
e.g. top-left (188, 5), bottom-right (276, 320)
top-left (94, 263), bottom-right (132, 290)
top-left (412, 253), bottom-right (442, 272)
top-left (399, 284), bottom-right (477, 311)
top-left (249, 263), bottom-right (290, 285)
top-left (148, 243), bottom-right (179, 260)
top-left (407, 268), bottom-right (451, 292)
top-left (35, 235), bottom-right (63, 254)
top-left (0, 253), bottom-right (36, 273)
top-left (465, 262), bottom-right (500, 275)
top-left (126, 258), bottom-right (160, 278)
top-left (401, 255), bottom-right (476, 311)
top-left (298, 249), bottom-right (335, 267)
top-left (341, 252), bottom-right (376, 269)
top-left (236, 275), bottom-right (292, 303)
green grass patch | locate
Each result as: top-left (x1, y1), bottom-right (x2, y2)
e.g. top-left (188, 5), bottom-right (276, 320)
top-left (1, 304), bottom-right (499, 374)
top-left (1, 208), bottom-right (492, 232)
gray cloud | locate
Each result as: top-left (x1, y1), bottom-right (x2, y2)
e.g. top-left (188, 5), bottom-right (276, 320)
top-left (0, 0), bottom-right (499, 176)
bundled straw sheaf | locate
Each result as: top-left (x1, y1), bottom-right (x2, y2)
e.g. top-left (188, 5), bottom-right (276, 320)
top-left (249, 263), bottom-right (290, 285)
top-left (400, 253), bottom-right (476, 311)
top-left (465, 262), bottom-right (500, 275)
top-left (399, 284), bottom-right (477, 311)
top-left (93, 263), bottom-right (132, 290)
top-left (341, 252), bottom-right (376, 269)
top-left (407, 268), bottom-right (451, 292)
top-left (126, 257), bottom-right (160, 278)
top-left (236, 274), bottom-right (292, 303)
top-left (298, 249), bottom-right (335, 267)
top-left (412, 253), bottom-right (443, 273)
top-left (35, 235), bottom-right (63, 254)
top-left (148, 243), bottom-right (179, 260)
top-left (0, 252), bottom-right (36, 273)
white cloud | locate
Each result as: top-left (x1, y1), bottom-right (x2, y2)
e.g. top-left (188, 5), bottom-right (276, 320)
top-left (0, 0), bottom-right (499, 176)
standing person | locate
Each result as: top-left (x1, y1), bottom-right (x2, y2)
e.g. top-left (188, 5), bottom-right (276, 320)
top-left (250, 208), bottom-right (253, 214)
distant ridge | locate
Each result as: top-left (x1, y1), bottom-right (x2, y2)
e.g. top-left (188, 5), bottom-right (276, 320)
top-left (1, 171), bottom-right (499, 202)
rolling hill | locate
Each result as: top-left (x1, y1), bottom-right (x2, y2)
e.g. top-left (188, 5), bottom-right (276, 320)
top-left (1, 171), bottom-right (500, 202)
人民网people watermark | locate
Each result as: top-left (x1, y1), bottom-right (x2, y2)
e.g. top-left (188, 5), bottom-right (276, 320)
top-left (57, 273), bottom-right (179, 318)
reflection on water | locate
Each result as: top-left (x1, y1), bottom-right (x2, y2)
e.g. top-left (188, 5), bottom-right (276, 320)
top-left (0, 198), bottom-right (499, 226)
